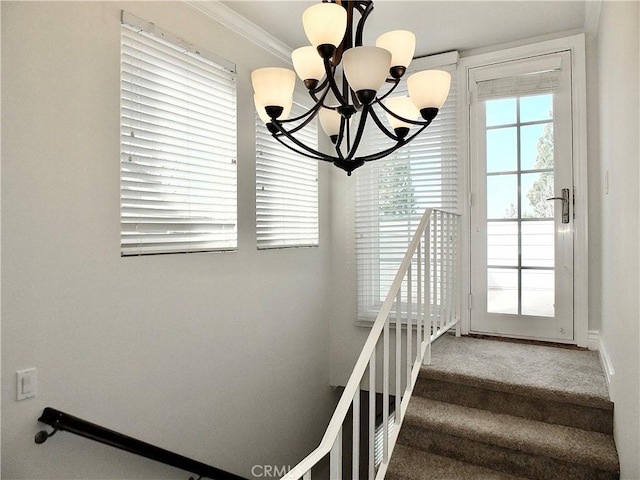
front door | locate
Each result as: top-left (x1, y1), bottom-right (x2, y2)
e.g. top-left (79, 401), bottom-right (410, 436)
top-left (469, 51), bottom-right (574, 342)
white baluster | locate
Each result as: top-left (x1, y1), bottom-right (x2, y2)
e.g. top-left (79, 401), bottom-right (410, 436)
top-left (330, 426), bottom-right (342, 480)
top-left (395, 293), bottom-right (401, 423)
top-left (442, 212), bottom-right (449, 327)
top-left (416, 240), bottom-right (422, 362)
top-left (424, 220), bottom-right (432, 365)
top-left (383, 318), bottom-right (389, 464)
top-left (368, 350), bottom-right (376, 479)
top-left (352, 388), bottom-right (360, 480)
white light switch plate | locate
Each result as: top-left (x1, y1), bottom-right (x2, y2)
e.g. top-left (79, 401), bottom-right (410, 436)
top-left (17, 368), bottom-right (37, 400)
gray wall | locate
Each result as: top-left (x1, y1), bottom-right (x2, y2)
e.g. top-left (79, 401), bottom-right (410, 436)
top-left (595, 2), bottom-right (640, 478)
top-left (1, 2), bottom-right (337, 478)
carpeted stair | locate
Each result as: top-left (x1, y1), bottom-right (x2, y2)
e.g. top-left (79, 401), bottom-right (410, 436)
top-left (387, 336), bottom-right (620, 480)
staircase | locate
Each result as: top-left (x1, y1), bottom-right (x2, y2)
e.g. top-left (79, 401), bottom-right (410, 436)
top-left (387, 335), bottom-right (620, 480)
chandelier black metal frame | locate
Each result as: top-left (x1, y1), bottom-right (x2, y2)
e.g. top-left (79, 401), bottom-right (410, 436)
top-left (251, 0), bottom-right (451, 175)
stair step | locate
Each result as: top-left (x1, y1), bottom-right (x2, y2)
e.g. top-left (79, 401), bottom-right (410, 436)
top-left (387, 444), bottom-right (528, 480)
top-left (414, 371), bottom-right (613, 434)
top-left (399, 397), bottom-right (619, 480)
top-left (422, 335), bottom-right (612, 411)
top-left (418, 366), bottom-right (613, 411)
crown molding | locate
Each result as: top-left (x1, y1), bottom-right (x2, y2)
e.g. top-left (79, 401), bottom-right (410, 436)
top-left (186, 1), bottom-right (293, 65)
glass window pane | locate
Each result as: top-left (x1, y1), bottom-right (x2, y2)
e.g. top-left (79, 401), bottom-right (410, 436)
top-left (522, 221), bottom-right (554, 267)
top-left (521, 123), bottom-right (553, 171)
top-left (522, 269), bottom-right (554, 317)
top-left (487, 221), bottom-right (518, 266)
top-left (487, 127), bottom-right (517, 173)
top-left (521, 172), bottom-right (554, 218)
top-left (487, 268), bottom-right (518, 314)
top-left (487, 174), bottom-right (518, 219)
top-left (520, 94), bottom-right (553, 123)
top-left (486, 98), bottom-right (517, 127)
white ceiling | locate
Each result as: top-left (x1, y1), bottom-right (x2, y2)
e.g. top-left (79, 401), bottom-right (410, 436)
top-left (220, 0), bottom-right (587, 57)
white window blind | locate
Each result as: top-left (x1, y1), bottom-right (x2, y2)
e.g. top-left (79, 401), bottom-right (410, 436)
top-left (256, 101), bottom-right (319, 249)
top-left (120, 17), bottom-right (237, 256)
top-left (356, 56), bottom-right (458, 320)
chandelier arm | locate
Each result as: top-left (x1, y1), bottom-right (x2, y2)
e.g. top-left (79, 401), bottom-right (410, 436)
top-left (349, 88), bottom-right (363, 111)
top-left (274, 113), bottom-right (316, 138)
top-left (375, 101), bottom-right (437, 126)
top-left (270, 106), bottom-right (354, 164)
top-left (333, 118), bottom-right (348, 161)
top-left (273, 134), bottom-right (335, 163)
top-left (310, 77), bottom-right (330, 98)
top-left (375, 78), bottom-right (401, 103)
top-left (354, 1), bottom-right (374, 47)
top-left (324, 58), bottom-right (348, 107)
top-left (344, 106), bottom-right (370, 162)
top-left (273, 95), bottom-right (331, 140)
top-left (358, 123), bottom-right (430, 163)
top-left (368, 107), bottom-right (403, 142)
top-left (344, 109), bottom-right (352, 151)
top-left (278, 93), bottom-right (327, 127)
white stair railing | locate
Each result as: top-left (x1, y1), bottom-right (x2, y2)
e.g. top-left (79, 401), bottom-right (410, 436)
top-left (284, 208), bottom-right (461, 480)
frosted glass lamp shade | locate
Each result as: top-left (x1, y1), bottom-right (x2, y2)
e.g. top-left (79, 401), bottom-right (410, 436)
top-left (385, 97), bottom-right (419, 129)
top-left (342, 46), bottom-right (391, 102)
top-left (376, 30), bottom-right (415, 70)
top-left (292, 46), bottom-right (325, 86)
top-left (251, 67), bottom-right (296, 115)
top-left (254, 94), bottom-right (292, 123)
top-left (303, 3), bottom-right (347, 49)
top-left (319, 108), bottom-right (342, 140)
top-left (407, 70), bottom-right (451, 110)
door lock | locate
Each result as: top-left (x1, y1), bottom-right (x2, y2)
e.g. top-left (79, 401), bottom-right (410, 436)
top-left (546, 188), bottom-right (570, 224)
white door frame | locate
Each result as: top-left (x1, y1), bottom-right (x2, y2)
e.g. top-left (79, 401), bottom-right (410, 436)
top-left (457, 34), bottom-right (589, 347)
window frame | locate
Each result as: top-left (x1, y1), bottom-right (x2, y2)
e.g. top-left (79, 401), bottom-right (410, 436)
top-left (355, 52), bottom-right (459, 323)
top-left (255, 97), bottom-right (319, 250)
top-left (120, 12), bottom-right (238, 256)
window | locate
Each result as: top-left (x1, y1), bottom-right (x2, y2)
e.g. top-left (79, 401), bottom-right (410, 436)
top-left (120, 14), bottom-right (237, 256)
top-left (356, 54), bottom-right (458, 320)
top-left (255, 101), bottom-right (319, 249)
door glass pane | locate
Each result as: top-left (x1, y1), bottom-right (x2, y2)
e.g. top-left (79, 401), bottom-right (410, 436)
top-left (521, 123), bottom-right (553, 170)
top-left (487, 174), bottom-right (518, 219)
top-left (520, 94), bottom-right (553, 123)
top-left (522, 269), bottom-right (554, 317)
top-left (487, 127), bottom-right (517, 172)
top-left (484, 92), bottom-right (557, 319)
top-left (521, 172), bottom-right (554, 218)
top-left (486, 98), bottom-right (517, 127)
top-left (522, 221), bottom-right (554, 267)
top-left (487, 221), bottom-right (518, 266)
top-left (487, 268), bottom-right (518, 314)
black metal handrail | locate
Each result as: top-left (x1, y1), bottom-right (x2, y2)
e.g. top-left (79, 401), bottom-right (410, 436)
top-left (35, 407), bottom-right (247, 480)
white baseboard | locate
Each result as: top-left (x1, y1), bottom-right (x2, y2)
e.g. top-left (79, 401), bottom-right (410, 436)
top-left (587, 330), bottom-right (599, 351)
top-left (598, 336), bottom-right (615, 400)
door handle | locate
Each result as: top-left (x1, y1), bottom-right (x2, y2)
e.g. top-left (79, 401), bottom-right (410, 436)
top-left (546, 188), bottom-right (570, 224)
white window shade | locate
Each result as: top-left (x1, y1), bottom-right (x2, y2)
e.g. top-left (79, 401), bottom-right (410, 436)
top-left (256, 101), bottom-right (319, 249)
top-left (120, 19), bottom-right (237, 256)
top-left (473, 54), bottom-right (563, 101)
top-left (476, 69), bottom-right (560, 101)
top-left (356, 57), bottom-right (458, 320)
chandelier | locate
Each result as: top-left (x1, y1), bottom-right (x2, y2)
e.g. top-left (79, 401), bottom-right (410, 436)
top-left (251, 0), bottom-right (451, 175)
